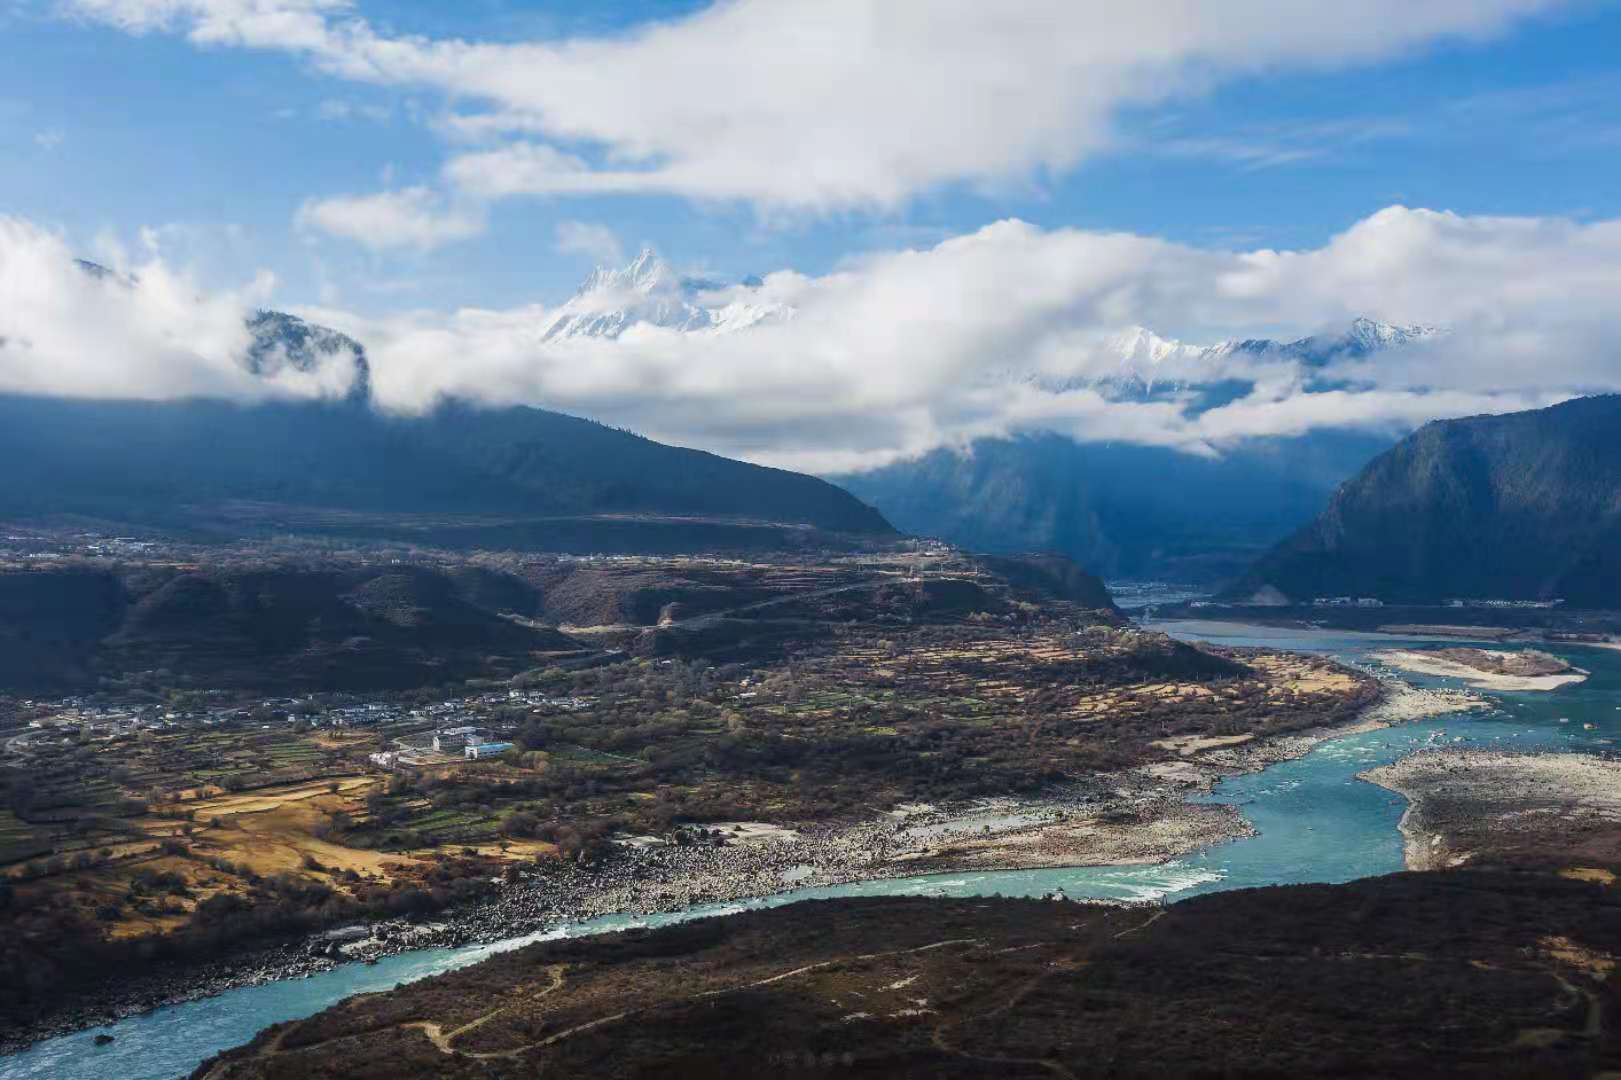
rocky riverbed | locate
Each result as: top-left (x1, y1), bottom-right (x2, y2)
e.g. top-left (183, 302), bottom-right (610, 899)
top-left (1362, 748), bottom-right (1621, 872)
top-left (2, 673), bottom-right (1483, 1056)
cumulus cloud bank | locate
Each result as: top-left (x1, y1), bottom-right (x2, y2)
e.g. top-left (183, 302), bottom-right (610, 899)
top-left (4, 205), bottom-right (1618, 473)
top-left (66, 0), bottom-right (1569, 222)
top-left (0, 217), bottom-right (356, 402)
top-left (312, 205), bottom-right (1615, 473)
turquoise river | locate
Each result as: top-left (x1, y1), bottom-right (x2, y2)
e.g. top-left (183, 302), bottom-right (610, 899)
top-left (6, 621), bottom-right (1620, 1080)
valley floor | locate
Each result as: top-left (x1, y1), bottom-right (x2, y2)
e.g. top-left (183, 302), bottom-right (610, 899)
top-left (3, 674), bottom-right (1477, 1054)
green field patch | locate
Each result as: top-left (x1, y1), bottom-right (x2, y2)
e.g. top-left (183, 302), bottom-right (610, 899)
top-left (551, 744), bottom-right (640, 766)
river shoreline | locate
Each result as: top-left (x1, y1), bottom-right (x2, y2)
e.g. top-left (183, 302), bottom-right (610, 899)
top-left (1361, 747), bottom-right (1621, 872)
top-left (1371, 648), bottom-right (1588, 692)
top-left (0, 673), bottom-right (1483, 1058)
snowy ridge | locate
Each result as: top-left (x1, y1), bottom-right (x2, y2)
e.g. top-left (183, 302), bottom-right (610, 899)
top-left (543, 249), bottom-right (790, 341)
top-left (1024, 317), bottom-right (1446, 399)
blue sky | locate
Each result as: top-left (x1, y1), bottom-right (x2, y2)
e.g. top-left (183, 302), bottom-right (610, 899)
top-left (4, 0), bottom-right (1620, 314)
top-left (4, 1), bottom-right (1621, 473)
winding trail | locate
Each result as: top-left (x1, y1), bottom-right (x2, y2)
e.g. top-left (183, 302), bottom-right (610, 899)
top-left (222, 937), bottom-right (1001, 1071)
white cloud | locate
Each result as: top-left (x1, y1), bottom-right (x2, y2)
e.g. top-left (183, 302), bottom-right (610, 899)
top-left (33, 128), bottom-right (64, 151)
top-left (7, 205), bottom-right (1621, 474)
top-left (553, 220), bottom-right (622, 266)
top-left (295, 186), bottom-right (485, 251)
top-left (64, 0), bottom-right (1570, 213)
top-left (292, 206), bottom-right (1621, 473)
top-left (0, 216), bottom-right (270, 400)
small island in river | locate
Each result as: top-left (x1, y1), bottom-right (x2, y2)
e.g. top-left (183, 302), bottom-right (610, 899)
top-left (1372, 646), bottom-right (1588, 691)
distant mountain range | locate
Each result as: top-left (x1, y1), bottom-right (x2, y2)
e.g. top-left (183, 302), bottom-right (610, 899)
top-left (1228, 395), bottom-right (1621, 606)
top-left (521, 255), bottom-right (1438, 583)
top-left (835, 430), bottom-right (1395, 584)
top-left (1026, 316), bottom-right (1444, 401)
top-left (0, 262), bottom-right (892, 551)
top-left (43, 256), bottom-right (1477, 575)
top-left (833, 318), bottom-right (1446, 583)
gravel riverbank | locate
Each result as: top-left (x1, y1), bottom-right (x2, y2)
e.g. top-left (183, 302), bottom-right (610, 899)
top-left (1361, 748), bottom-right (1621, 871)
top-left (1371, 648), bottom-right (1588, 692)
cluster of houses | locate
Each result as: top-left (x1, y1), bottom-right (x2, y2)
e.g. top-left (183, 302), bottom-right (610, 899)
top-left (10, 699), bottom-right (235, 749)
top-left (9, 682), bottom-right (590, 768)
top-left (1445, 597), bottom-right (1565, 609)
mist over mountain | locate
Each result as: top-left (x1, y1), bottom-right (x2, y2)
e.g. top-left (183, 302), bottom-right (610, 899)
top-left (243, 309), bottom-right (371, 401)
top-left (1229, 395), bottom-right (1621, 606)
top-left (835, 430), bottom-right (1393, 584)
top-left (1024, 317), bottom-right (1445, 404)
top-left (30, 257), bottom-right (1491, 581)
top-left (833, 318), bottom-right (1440, 583)
top-left (485, 261), bottom-right (1439, 583)
top-left (15, 260), bottom-right (1450, 575)
top-left (0, 259), bottom-right (891, 549)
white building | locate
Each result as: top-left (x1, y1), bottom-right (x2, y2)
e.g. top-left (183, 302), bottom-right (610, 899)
top-left (433, 725), bottom-right (483, 753)
top-left (465, 741), bottom-right (514, 760)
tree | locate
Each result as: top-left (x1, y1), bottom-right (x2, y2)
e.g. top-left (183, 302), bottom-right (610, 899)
top-left (501, 810), bottom-right (541, 838)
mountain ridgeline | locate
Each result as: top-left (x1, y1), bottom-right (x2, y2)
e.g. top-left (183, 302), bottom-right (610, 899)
top-left (0, 261), bottom-right (891, 551)
top-left (1230, 395), bottom-right (1621, 606)
top-left (834, 319), bottom-right (1439, 583)
top-left (0, 394), bottom-right (892, 546)
top-left (837, 430), bottom-right (1395, 584)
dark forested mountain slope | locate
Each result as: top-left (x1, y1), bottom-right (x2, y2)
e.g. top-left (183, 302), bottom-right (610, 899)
top-left (836, 430), bottom-right (1393, 584)
top-left (1229, 395), bottom-right (1621, 605)
top-left (0, 395), bottom-right (893, 543)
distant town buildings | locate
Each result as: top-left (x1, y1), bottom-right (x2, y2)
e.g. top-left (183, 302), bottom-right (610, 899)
top-left (1446, 598), bottom-right (1565, 609)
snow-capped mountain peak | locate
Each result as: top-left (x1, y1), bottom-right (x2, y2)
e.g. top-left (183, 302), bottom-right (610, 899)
top-left (543, 250), bottom-right (789, 341)
top-left (577, 247), bottom-right (682, 296)
top-left (1011, 315), bottom-right (1445, 407)
top-left (1304, 316), bottom-right (1446, 358)
top-left (1209, 317), bottom-right (1446, 366)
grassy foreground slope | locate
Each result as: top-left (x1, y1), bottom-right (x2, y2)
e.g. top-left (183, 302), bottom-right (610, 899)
top-left (196, 870), bottom-right (1621, 1079)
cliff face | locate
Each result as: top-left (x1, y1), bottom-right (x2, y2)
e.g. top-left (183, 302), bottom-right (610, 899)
top-left (1229, 396), bottom-right (1621, 606)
